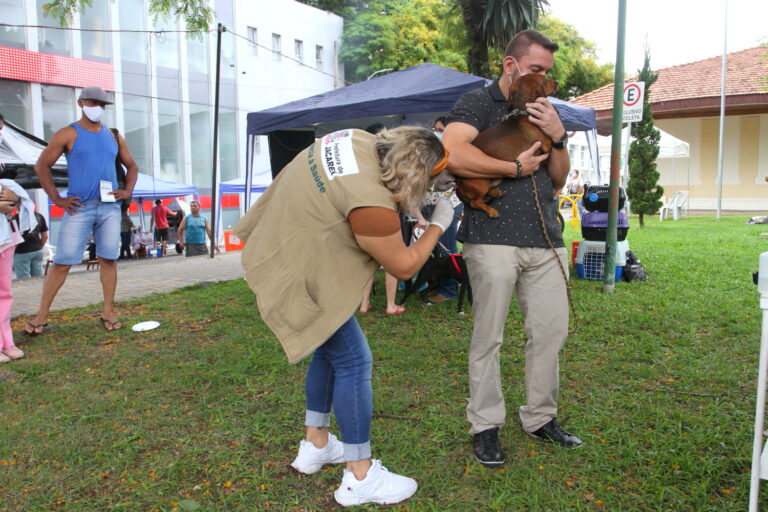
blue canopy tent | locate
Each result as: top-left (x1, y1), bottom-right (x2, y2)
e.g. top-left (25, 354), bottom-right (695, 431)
top-left (244, 62), bottom-right (598, 213)
top-left (130, 173), bottom-right (199, 231)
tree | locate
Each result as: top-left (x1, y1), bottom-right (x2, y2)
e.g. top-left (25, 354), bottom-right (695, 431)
top-left (627, 48), bottom-right (664, 228)
top-left (339, 0), bottom-right (468, 82)
top-left (457, 0), bottom-right (547, 77)
top-left (43, 0), bottom-right (213, 33)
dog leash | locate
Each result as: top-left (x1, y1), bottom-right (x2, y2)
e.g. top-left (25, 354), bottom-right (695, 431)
top-left (529, 175), bottom-right (579, 334)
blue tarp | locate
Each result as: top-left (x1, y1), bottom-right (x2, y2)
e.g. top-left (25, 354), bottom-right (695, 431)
top-left (246, 62), bottom-right (596, 135)
top-left (247, 63), bottom-right (490, 135)
top-left (131, 173), bottom-right (198, 199)
top-left (220, 174), bottom-right (270, 194)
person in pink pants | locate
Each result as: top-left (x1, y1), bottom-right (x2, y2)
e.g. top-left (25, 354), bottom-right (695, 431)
top-left (0, 180), bottom-right (35, 363)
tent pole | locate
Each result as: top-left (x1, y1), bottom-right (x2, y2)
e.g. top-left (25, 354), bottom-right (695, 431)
top-left (210, 23), bottom-right (224, 258)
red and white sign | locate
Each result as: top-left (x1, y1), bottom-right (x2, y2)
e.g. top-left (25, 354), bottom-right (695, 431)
top-left (623, 81), bottom-right (645, 122)
top-left (0, 46), bottom-right (114, 91)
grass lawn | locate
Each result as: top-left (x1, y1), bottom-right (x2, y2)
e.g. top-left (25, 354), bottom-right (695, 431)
top-left (1, 215), bottom-right (765, 511)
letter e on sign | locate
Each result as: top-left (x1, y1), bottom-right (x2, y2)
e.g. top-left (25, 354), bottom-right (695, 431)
top-left (623, 82), bottom-right (645, 123)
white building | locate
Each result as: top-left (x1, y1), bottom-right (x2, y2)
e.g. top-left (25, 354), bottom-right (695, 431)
top-left (0, 0), bottom-right (343, 233)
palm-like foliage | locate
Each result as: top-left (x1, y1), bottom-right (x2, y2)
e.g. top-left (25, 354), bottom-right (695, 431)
top-left (458, 0), bottom-right (548, 77)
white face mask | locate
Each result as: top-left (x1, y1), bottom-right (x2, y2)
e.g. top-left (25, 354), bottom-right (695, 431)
top-left (433, 131), bottom-right (443, 140)
top-left (511, 57), bottom-right (526, 81)
top-left (82, 105), bottom-right (105, 123)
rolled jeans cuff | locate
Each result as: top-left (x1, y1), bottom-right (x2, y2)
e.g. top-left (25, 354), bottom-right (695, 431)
top-left (305, 410), bottom-right (331, 428)
top-left (343, 442), bottom-right (371, 462)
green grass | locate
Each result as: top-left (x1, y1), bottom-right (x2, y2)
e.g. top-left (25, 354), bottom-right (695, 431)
top-left (1, 215), bottom-right (765, 511)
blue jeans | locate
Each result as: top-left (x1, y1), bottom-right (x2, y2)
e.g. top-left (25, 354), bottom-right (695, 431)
top-left (304, 316), bottom-right (373, 461)
top-left (13, 249), bottom-right (44, 279)
top-left (54, 200), bottom-right (121, 265)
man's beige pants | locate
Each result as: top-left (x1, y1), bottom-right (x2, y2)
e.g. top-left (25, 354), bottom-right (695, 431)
top-left (463, 243), bottom-right (569, 435)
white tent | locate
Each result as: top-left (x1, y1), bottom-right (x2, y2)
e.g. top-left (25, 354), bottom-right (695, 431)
top-left (570, 128), bottom-right (690, 186)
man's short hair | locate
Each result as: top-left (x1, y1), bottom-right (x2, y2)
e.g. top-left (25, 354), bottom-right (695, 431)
top-left (154, 199), bottom-right (162, 205)
top-left (434, 116), bottom-right (447, 126)
top-left (504, 30), bottom-right (558, 59)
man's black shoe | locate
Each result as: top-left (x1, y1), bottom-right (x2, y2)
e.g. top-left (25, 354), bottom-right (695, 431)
top-left (472, 427), bottom-right (505, 467)
top-left (527, 419), bottom-right (582, 449)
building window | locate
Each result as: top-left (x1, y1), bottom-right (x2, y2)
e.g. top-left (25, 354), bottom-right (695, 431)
top-left (37, 0), bottom-right (71, 56)
top-left (157, 99), bottom-right (184, 183)
top-left (0, 0), bottom-right (25, 49)
top-left (315, 45), bottom-right (324, 70)
top-left (272, 33), bottom-right (281, 61)
top-left (295, 39), bottom-right (303, 63)
top-left (41, 85), bottom-right (75, 141)
top-left (119, 0), bottom-right (147, 65)
top-left (123, 94), bottom-right (153, 176)
top-left (80, 0), bottom-right (111, 62)
top-left (0, 79), bottom-right (30, 130)
top-left (218, 109), bottom-right (238, 181)
top-left (189, 104), bottom-right (212, 186)
top-left (248, 26), bottom-right (258, 56)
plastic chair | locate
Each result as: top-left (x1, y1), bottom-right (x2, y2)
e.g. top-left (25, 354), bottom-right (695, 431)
top-left (659, 191), bottom-right (689, 221)
top-left (558, 194), bottom-right (582, 230)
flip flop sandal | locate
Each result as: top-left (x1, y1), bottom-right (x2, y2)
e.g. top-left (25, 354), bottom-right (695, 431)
top-left (100, 318), bottom-right (122, 331)
top-left (24, 322), bottom-right (48, 336)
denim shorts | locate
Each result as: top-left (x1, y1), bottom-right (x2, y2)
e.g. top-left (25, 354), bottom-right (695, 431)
top-left (54, 200), bottom-right (121, 265)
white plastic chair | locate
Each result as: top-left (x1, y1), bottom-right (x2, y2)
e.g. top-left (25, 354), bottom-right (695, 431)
top-left (659, 191), bottom-right (689, 221)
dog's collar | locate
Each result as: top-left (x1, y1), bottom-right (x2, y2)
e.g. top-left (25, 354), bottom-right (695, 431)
top-left (500, 108), bottom-right (529, 123)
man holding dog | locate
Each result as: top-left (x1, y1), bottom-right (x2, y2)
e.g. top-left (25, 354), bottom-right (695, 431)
top-left (443, 30), bottom-right (581, 467)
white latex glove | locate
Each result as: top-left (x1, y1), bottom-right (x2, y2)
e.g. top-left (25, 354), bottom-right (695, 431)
top-left (429, 195), bottom-right (455, 233)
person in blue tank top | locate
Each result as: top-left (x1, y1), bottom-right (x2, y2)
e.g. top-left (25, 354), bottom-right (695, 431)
top-left (25, 86), bottom-right (138, 335)
top-left (177, 200), bottom-right (218, 257)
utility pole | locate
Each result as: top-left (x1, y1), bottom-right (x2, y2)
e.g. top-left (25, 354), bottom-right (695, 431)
top-left (603, 0), bottom-right (627, 293)
top-left (210, 23), bottom-right (224, 258)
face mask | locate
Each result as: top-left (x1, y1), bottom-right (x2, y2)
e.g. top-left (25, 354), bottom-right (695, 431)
top-left (511, 57), bottom-right (526, 80)
top-left (433, 131), bottom-right (443, 140)
top-left (82, 105), bottom-right (104, 123)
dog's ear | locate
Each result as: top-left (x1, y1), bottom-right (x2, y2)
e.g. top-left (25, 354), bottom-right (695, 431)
top-left (545, 78), bottom-right (558, 96)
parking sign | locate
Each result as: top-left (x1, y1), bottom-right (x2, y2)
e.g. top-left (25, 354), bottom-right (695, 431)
top-left (623, 82), bottom-right (645, 122)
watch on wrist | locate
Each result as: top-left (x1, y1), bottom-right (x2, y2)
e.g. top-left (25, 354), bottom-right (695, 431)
top-left (552, 131), bottom-right (569, 150)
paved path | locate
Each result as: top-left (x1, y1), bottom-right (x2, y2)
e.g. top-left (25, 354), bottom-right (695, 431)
top-left (11, 251), bottom-right (245, 319)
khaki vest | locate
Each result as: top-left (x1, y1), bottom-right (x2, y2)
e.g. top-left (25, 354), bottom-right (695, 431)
top-left (234, 130), bottom-right (396, 363)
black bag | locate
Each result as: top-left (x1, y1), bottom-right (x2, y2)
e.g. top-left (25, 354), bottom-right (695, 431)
top-left (623, 250), bottom-right (648, 282)
top-left (110, 128), bottom-right (129, 201)
top-left (110, 128), bottom-right (126, 189)
top-left (583, 185), bottom-right (626, 212)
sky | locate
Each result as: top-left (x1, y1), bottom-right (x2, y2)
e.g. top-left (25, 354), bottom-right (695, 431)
top-left (545, 0), bottom-right (768, 73)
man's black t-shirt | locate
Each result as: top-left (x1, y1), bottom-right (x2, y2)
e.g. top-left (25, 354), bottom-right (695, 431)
top-left (446, 81), bottom-right (564, 248)
top-left (14, 212), bottom-right (48, 254)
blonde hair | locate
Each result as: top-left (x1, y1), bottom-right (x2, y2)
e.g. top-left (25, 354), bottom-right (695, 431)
top-left (374, 126), bottom-right (446, 211)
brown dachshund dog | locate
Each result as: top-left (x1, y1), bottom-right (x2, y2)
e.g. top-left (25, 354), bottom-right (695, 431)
top-left (456, 73), bottom-right (558, 218)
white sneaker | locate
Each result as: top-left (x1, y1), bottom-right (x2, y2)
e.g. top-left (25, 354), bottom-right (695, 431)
top-left (333, 459), bottom-right (418, 507)
top-left (290, 433), bottom-right (345, 474)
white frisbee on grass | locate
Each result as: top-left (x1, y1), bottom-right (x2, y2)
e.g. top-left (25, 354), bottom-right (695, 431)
top-left (132, 321), bottom-right (160, 332)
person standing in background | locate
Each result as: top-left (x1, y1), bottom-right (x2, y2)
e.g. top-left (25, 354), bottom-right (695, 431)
top-left (177, 200), bottom-right (217, 257)
top-left (12, 211), bottom-right (48, 279)
top-left (25, 86), bottom-right (138, 334)
top-left (150, 199), bottom-right (177, 256)
top-left (119, 206), bottom-right (134, 260)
